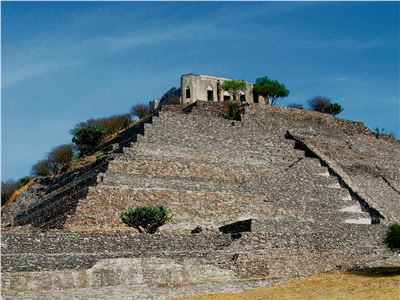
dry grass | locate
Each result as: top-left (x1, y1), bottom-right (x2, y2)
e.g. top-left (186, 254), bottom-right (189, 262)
top-left (3, 179), bottom-right (36, 207)
top-left (178, 268), bottom-right (400, 300)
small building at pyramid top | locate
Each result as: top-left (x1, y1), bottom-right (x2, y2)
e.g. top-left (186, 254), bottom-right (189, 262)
top-left (150, 74), bottom-right (269, 109)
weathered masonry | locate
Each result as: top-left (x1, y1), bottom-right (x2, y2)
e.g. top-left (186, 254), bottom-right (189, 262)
top-left (151, 74), bottom-right (269, 108)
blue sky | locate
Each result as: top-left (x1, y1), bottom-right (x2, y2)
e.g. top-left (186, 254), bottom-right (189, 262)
top-left (2, 2), bottom-right (399, 181)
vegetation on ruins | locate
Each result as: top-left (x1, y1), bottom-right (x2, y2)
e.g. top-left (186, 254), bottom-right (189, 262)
top-left (372, 127), bottom-right (396, 141)
top-left (121, 205), bottom-right (172, 233)
top-left (1, 180), bottom-right (23, 206)
top-left (308, 96), bottom-right (343, 115)
top-left (287, 103), bottom-right (304, 109)
top-left (72, 126), bottom-right (108, 156)
top-left (384, 223), bottom-right (400, 251)
top-left (31, 159), bottom-right (52, 176)
top-left (221, 100), bottom-right (243, 121)
top-left (47, 144), bottom-right (75, 172)
top-left (71, 114), bottom-right (132, 156)
top-left (253, 76), bottom-right (289, 105)
top-left (221, 80), bottom-right (247, 102)
top-left (130, 104), bottom-right (152, 119)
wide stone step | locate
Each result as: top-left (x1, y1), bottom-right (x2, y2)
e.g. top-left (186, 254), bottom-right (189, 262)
top-left (142, 123), bottom-right (294, 147)
top-left (61, 184), bottom-right (357, 232)
top-left (101, 173), bottom-right (342, 196)
top-left (138, 133), bottom-right (297, 157)
top-left (106, 158), bottom-right (330, 184)
top-left (124, 143), bottom-right (305, 168)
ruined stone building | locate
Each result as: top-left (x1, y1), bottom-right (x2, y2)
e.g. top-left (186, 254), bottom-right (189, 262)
top-left (150, 74), bottom-right (269, 109)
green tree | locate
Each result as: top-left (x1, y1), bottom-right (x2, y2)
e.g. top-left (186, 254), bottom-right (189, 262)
top-left (221, 80), bottom-right (247, 102)
top-left (253, 77), bottom-right (289, 105)
top-left (121, 205), bottom-right (172, 233)
top-left (72, 126), bottom-right (108, 156)
top-left (308, 96), bottom-right (343, 115)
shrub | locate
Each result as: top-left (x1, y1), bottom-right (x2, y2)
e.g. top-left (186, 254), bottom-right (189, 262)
top-left (31, 159), bottom-right (52, 176)
top-left (1, 180), bottom-right (22, 206)
top-left (70, 114), bottom-right (132, 136)
top-left (100, 114), bottom-right (132, 133)
top-left (72, 126), bottom-right (108, 156)
top-left (47, 144), bottom-right (75, 170)
top-left (372, 127), bottom-right (396, 140)
top-left (121, 205), bottom-right (172, 233)
top-left (384, 223), bottom-right (400, 251)
top-left (308, 96), bottom-right (343, 115)
top-left (221, 100), bottom-right (242, 121)
top-left (19, 176), bottom-right (33, 185)
top-left (287, 103), bottom-right (304, 109)
top-left (130, 104), bottom-right (151, 119)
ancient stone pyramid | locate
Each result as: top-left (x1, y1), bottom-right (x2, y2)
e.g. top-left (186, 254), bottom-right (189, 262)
top-left (2, 102), bottom-right (398, 298)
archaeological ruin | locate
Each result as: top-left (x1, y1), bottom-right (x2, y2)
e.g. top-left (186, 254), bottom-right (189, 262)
top-left (1, 94), bottom-right (399, 298)
top-left (150, 74), bottom-right (269, 109)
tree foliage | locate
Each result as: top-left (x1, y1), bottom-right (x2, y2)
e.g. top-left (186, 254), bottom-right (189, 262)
top-left (70, 114), bottom-right (132, 136)
top-left (121, 205), bottom-right (172, 233)
top-left (31, 159), bottom-right (52, 176)
top-left (72, 126), bottom-right (108, 156)
top-left (385, 223), bottom-right (400, 251)
top-left (221, 80), bottom-right (247, 102)
top-left (308, 96), bottom-right (343, 115)
top-left (130, 104), bottom-right (151, 119)
top-left (47, 144), bottom-right (75, 171)
top-left (253, 77), bottom-right (289, 105)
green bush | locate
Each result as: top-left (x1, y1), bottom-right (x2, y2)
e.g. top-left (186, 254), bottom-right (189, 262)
top-left (121, 205), bottom-right (172, 233)
top-left (72, 126), bottom-right (108, 156)
top-left (384, 223), bottom-right (400, 251)
top-left (31, 159), bottom-right (52, 176)
top-left (308, 96), bottom-right (343, 115)
top-left (19, 176), bottom-right (33, 185)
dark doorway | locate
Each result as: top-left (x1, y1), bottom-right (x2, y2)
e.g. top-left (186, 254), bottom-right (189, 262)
top-left (240, 94), bottom-right (246, 103)
top-left (207, 90), bottom-right (213, 101)
top-left (185, 87), bottom-right (191, 99)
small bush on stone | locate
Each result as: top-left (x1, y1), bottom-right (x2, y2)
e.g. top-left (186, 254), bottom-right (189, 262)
top-left (308, 96), bottom-right (343, 115)
top-left (121, 205), bottom-right (172, 233)
top-left (372, 127), bottom-right (396, 141)
top-left (31, 159), bottom-right (52, 176)
top-left (221, 100), bottom-right (242, 121)
top-left (384, 223), bottom-right (400, 251)
top-left (287, 103), bottom-right (304, 109)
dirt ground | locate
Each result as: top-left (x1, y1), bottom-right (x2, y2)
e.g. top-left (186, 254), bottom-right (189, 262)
top-left (178, 267), bottom-right (400, 300)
